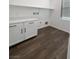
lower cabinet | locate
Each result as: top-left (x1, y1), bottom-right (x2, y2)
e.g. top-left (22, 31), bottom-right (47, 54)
top-left (24, 21), bottom-right (37, 39)
top-left (9, 23), bottom-right (24, 46)
top-left (9, 21), bottom-right (38, 46)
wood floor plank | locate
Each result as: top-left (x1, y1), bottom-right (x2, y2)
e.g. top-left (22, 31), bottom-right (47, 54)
top-left (9, 26), bottom-right (69, 59)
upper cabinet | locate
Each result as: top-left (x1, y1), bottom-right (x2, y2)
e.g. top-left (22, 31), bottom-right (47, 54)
top-left (9, 0), bottom-right (54, 9)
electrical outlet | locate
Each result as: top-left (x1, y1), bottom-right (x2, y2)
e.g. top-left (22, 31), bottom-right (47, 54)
top-left (45, 22), bottom-right (48, 25)
top-left (33, 12), bottom-right (39, 15)
top-left (33, 12), bottom-right (36, 15)
top-left (37, 12), bottom-right (39, 15)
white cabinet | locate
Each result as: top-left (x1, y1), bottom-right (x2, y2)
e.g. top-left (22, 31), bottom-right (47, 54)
top-left (9, 0), bottom-right (52, 9)
top-left (24, 21), bottom-right (37, 39)
top-left (9, 20), bottom-right (38, 46)
top-left (9, 23), bottom-right (24, 46)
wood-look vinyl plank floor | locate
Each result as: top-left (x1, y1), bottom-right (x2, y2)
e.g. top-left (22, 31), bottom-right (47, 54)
top-left (9, 26), bottom-right (69, 59)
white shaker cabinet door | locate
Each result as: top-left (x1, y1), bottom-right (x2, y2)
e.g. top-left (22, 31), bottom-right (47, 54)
top-left (9, 23), bottom-right (24, 46)
top-left (24, 21), bottom-right (37, 39)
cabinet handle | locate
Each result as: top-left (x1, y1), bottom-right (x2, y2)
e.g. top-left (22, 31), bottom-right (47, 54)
top-left (21, 29), bottom-right (23, 34)
top-left (24, 28), bottom-right (26, 33)
top-left (29, 22), bottom-right (34, 24)
top-left (9, 25), bottom-right (16, 27)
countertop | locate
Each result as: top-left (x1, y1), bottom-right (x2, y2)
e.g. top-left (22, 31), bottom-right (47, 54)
top-left (9, 18), bottom-right (38, 24)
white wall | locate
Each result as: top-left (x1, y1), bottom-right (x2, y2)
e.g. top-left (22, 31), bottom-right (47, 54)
top-left (9, 5), bottom-right (51, 28)
top-left (9, 5), bottom-right (50, 18)
top-left (50, 0), bottom-right (70, 33)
